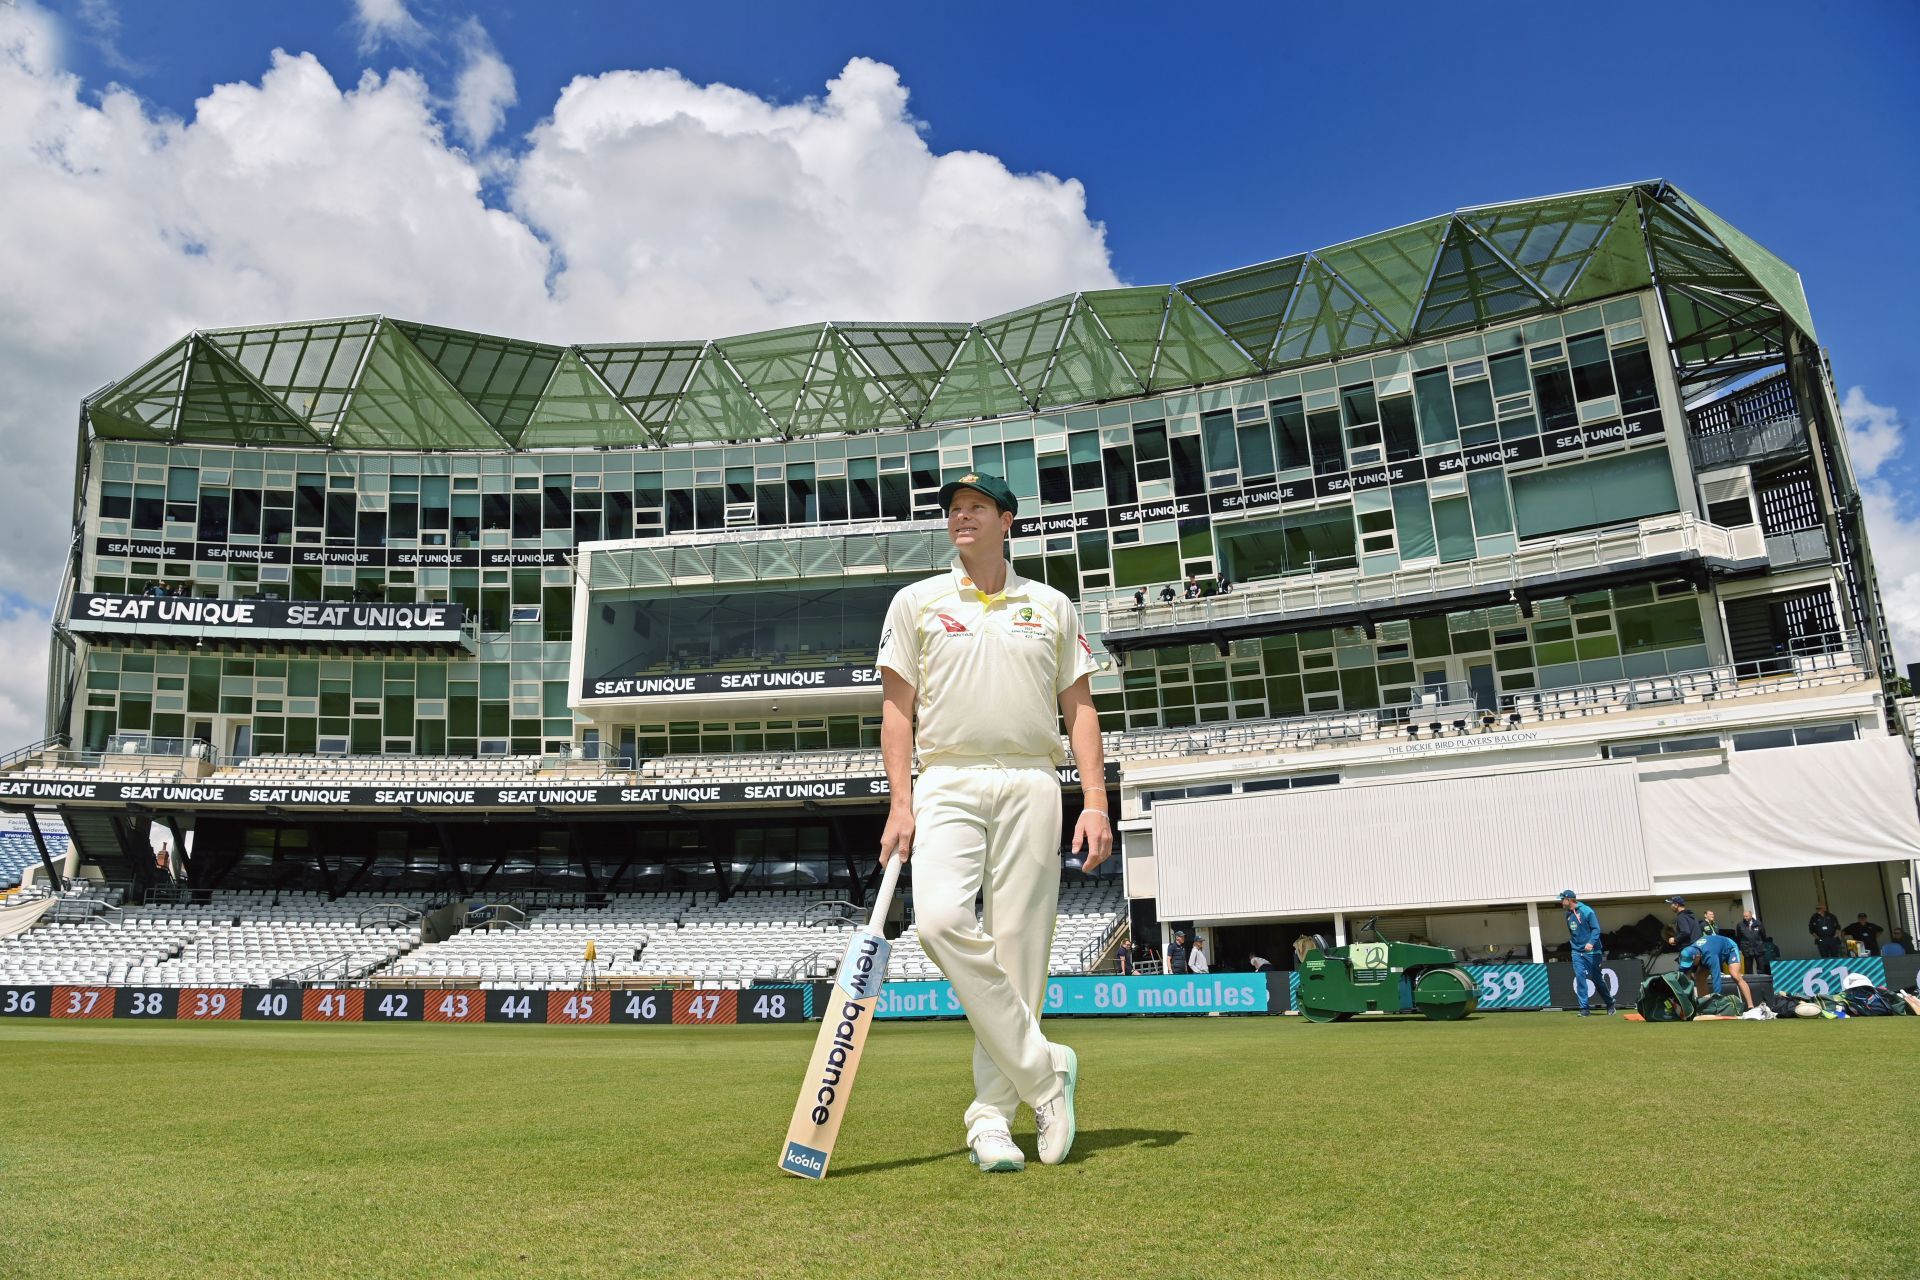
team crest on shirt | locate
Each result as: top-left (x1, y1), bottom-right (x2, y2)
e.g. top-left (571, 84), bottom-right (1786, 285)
top-left (1011, 605), bottom-right (1049, 639)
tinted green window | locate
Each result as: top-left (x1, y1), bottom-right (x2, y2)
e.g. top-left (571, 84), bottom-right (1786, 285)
top-left (1413, 370), bottom-right (1457, 446)
top-left (1411, 616), bottom-right (1451, 659)
top-left (1238, 421), bottom-right (1276, 478)
top-left (1379, 394), bottom-right (1419, 460)
top-left (1613, 343), bottom-right (1659, 414)
top-left (1467, 470), bottom-right (1513, 536)
top-left (1618, 599), bottom-right (1705, 652)
top-left (1112, 543), bottom-right (1179, 588)
top-left (1202, 411), bottom-right (1237, 472)
top-left (1433, 497), bottom-right (1475, 563)
top-left (188, 659), bottom-right (220, 713)
top-left (1490, 351), bottom-right (1530, 398)
top-left (1511, 450), bottom-right (1680, 539)
top-left (1452, 380), bottom-right (1494, 428)
top-left (1273, 398), bottom-right (1310, 470)
top-left (1391, 484), bottom-right (1436, 560)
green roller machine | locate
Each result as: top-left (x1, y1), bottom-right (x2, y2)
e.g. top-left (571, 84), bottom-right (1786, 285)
top-left (1295, 917), bottom-right (1478, 1022)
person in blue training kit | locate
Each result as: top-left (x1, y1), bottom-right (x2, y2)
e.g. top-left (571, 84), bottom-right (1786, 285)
top-left (1677, 934), bottom-right (1753, 1007)
top-left (1557, 889), bottom-right (1615, 1016)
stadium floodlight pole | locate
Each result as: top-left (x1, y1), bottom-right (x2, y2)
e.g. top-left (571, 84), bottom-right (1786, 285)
top-left (778, 854), bottom-right (902, 1179)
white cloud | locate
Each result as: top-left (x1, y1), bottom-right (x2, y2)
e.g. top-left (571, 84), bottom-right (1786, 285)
top-left (351, 0), bottom-right (425, 54)
top-left (75, 0), bottom-right (140, 75)
top-left (1843, 387), bottom-right (1919, 669)
top-left (516, 57), bottom-right (1116, 336)
top-left (0, 599), bottom-right (53, 747)
top-left (450, 17), bottom-right (514, 150)
top-left (0, 10), bottom-right (1118, 742)
top-left (1840, 385), bottom-right (1902, 479)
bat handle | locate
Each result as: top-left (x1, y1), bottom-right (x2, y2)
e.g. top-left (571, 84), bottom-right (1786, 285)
top-left (864, 856), bottom-right (904, 933)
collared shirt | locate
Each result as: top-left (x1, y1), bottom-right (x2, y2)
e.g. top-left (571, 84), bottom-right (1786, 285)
top-left (1188, 947), bottom-right (1210, 974)
top-left (875, 557), bottom-right (1099, 766)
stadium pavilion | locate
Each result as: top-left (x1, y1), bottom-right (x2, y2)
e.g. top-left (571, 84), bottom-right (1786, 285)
top-left (6, 179), bottom-right (1918, 975)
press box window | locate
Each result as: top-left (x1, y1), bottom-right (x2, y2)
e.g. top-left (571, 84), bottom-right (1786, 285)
top-left (1731, 722), bottom-right (1857, 752)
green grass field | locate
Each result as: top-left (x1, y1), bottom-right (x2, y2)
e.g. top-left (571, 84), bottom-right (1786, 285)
top-left (3, 1015), bottom-right (1916, 1279)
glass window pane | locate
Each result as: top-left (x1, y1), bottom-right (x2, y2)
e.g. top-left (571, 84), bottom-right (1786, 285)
top-left (1433, 496), bottom-right (1475, 562)
top-left (1467, 470), bottom-right (1513, 536)
top-left (1202, 411), bottom-right (1237, 472)
top-left (1272, 397), bottom-right (1310, 471)
top-left (1392, 484), bottom-right (1435, 560)
top-left (1414, 369), bottom-right (1457, 447)
top-left (1511, 450), bottom-right (1679, 539)
top-left (1237, 421), bottom-right (1276, 479)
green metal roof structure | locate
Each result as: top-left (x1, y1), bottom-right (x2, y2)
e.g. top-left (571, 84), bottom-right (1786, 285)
top-left (85, 181), bottom-right (1816, 452)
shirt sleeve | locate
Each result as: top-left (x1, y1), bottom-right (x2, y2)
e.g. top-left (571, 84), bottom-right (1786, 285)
top-left (874, 587), bottom-right (920, 687)
top-left (1052, 596), bottom-right (1101, 695)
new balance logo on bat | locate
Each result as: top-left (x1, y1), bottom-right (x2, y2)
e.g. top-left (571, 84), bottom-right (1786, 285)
top-left (808, 999), bottom-right (869, 1124)
top-left (836, 933), bottom-right (889, 1001)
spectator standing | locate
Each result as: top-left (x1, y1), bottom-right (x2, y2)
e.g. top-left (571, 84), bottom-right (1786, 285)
top-left (1808, 902), bottom-right (1843, 958)
top-left (1158, 584), bottom-right (1176, 604)
top-left (1734, 908), bottom-right (1770, 975)
top-left (1188, 938), bottom-right (1210, 975)
top-left (1701, 909), bottom-right (1719, 936)
top-left (1132, 587), bottom-right (1145, 611)
top-left (1557, 890), bottom-right (1616, 1016)
top-left (1183, 576), bottom-right (1200, 600)
top-left (1665, 896), bottom-right (1701, 954)
top-left (1843, 913), bottom-right (1885, 956)
top-left (154, 841), bottom-right (171, 879)
top-left (1166, 930), bottom-right (1189, 975)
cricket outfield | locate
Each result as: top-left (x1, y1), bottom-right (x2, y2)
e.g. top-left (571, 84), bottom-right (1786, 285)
top-left (2, 1015), bottom-right (1913, 1279)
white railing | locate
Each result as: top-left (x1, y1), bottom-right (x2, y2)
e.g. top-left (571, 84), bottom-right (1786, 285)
top-left (1117, 633), bottom-right (1868, 763)
top-left (1098, 514), bottom-right (1752, 637)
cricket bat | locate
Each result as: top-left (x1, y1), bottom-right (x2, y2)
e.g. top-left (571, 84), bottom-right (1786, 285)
top-left (778, 856), bottom-right (902, 1179)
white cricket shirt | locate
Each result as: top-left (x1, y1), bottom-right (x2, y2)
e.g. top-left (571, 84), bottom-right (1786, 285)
top-left (875, 558), bottom-right (1100, 766)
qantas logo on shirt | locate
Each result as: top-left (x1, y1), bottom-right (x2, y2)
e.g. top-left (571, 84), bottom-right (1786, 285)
top-left (935, 612), bottom-right (970, 635)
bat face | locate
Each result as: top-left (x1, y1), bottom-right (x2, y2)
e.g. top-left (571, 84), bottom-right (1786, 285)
top-left (780, 929), bottom-right (892, 1179)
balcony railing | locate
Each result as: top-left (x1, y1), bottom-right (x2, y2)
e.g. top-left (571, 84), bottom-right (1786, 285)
top-left (1687, 415), bottom-right (1810, 471)
top-left (1116, 632), bottom-right (1868, 763)
top-left (1098, 514), bottom-right (1760, 642)
top-left (1765, 526), bottom-right (1831, 567)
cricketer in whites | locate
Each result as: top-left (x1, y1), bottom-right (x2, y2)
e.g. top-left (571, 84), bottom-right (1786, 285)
top-left (875, 472), bottom-right (1112, 1173)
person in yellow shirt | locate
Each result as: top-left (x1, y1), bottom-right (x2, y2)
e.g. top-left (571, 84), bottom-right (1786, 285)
top-left (875, 473), bottom-right (1110, 1173)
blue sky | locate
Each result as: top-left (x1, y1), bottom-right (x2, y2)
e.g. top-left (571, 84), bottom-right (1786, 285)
top-left (59, 0), bottom-right (1919, 409)
top-left (0, 0), bottom-right (1916, 740)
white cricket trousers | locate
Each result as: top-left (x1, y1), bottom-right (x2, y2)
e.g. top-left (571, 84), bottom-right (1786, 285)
top-left (911, 762), bottom-right (1063, 1138)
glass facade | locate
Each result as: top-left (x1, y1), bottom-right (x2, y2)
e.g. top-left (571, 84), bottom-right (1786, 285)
top-left (76, 292), bottom-right (1695, 754)
top-left (71, 180), bottom-right (1877, 759)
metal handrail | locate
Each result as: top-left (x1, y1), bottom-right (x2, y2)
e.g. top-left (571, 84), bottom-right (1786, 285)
top-left (1118, 632), bottom-right (1867, 761)
top-left (801, 900), bottom-right (861, 929)
top-left (1687, 415), bottom-right (1808, 470)
top-left (356, 902), bottom-right (423, 929)
top-left (1764, 526), bottom-right (1830, 566)
top-left (1099, 514), bottom-right (1739, 636)
top-left (276, 951), bottom-right (360, 986)
top-left (0, 734), bottom-right (68, 771)
top-left (1078, 913), bottom-right (1130, 974)
top-left (466, 903), bottom-right (529, 931)
top-left (780, 950), bottom-right (830, 980)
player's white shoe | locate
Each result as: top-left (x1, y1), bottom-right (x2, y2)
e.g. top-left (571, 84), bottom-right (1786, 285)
top-left (1033, 1044), bottom-right (1078, 1166)
top-left (968, 1127), bottom-right (1025, 1172)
